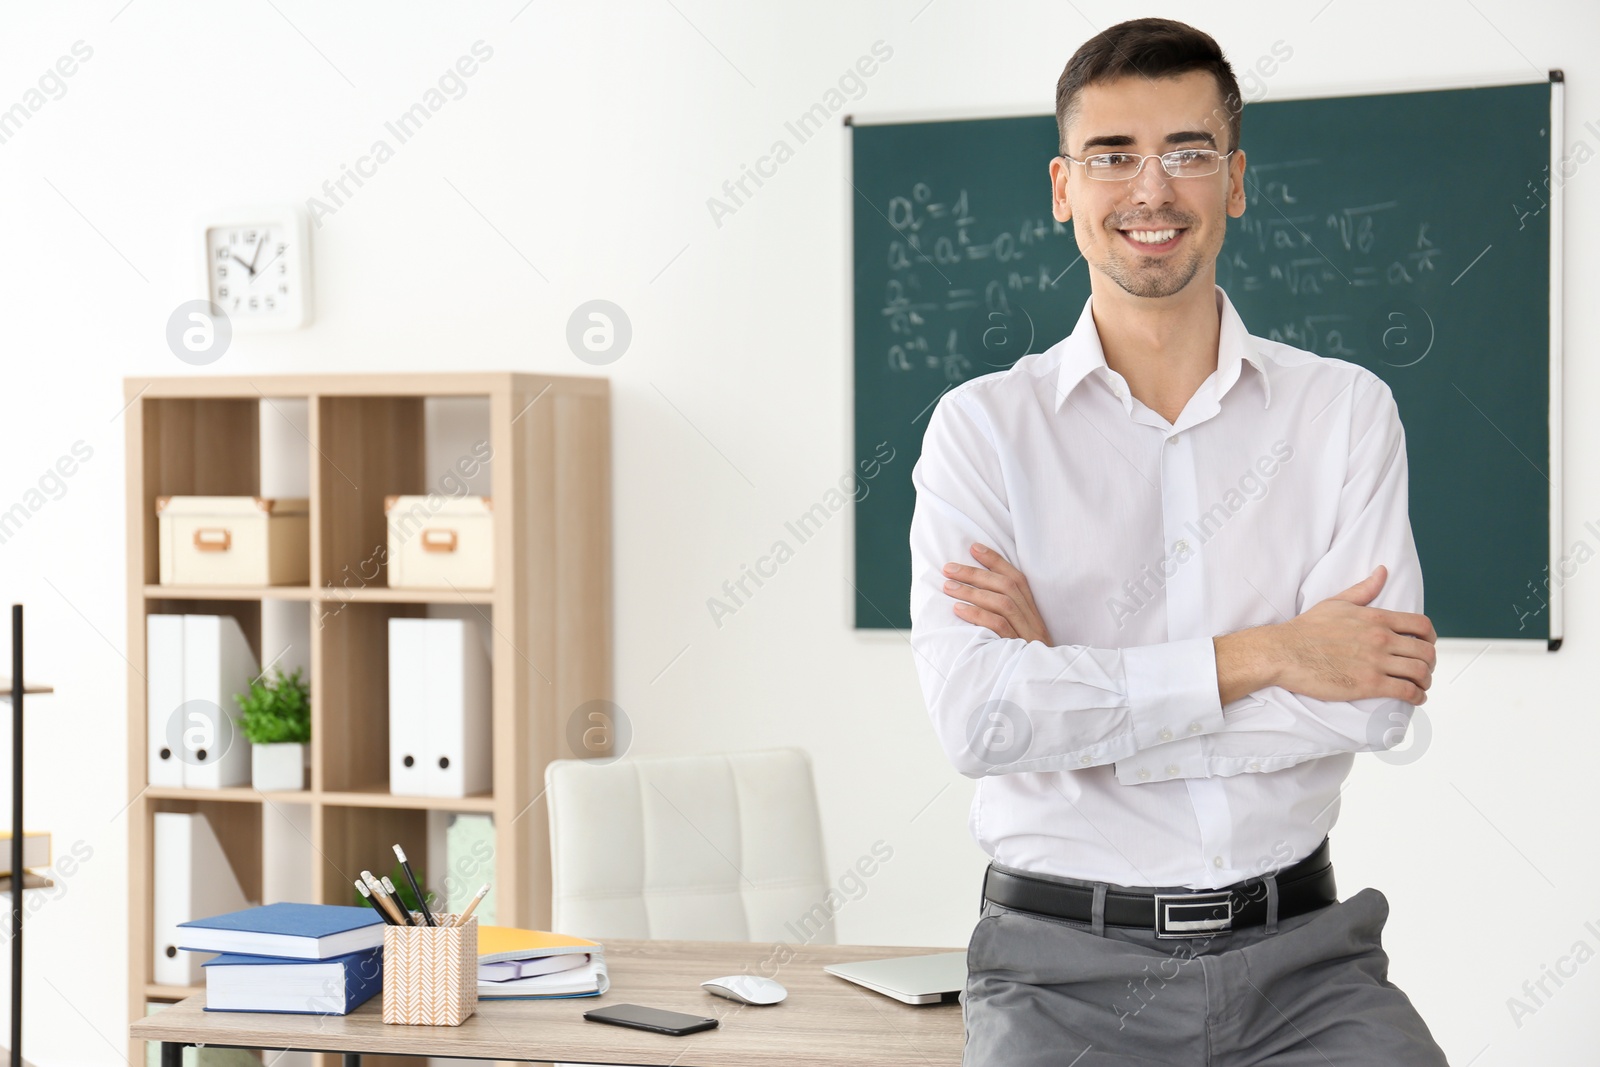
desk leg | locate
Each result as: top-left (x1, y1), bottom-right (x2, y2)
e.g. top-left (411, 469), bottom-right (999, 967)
top-left (342, 1056), bottom-right (361, 1067)
top-left (159, 1043), bottom-right (182, 1067)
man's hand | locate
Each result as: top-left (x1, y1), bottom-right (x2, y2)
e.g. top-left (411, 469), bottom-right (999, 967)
top-left (942, 543), bottom-right (1053, 645)
top-left (1218, 565), bottom-right (1436, 706)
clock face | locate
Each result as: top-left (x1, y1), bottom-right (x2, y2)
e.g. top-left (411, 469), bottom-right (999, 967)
top-left (206, 223), bottom-right (300, 321)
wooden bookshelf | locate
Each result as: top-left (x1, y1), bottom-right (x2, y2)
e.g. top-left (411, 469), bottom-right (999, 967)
top-left (124, 373), bottom-right (612, 1067)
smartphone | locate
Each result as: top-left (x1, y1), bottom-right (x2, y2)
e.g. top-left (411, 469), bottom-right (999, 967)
top-left (583, 1003), bottom-right (719, 1036)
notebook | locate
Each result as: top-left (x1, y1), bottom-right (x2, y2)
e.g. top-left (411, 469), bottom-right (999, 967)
top-left (822, 951), bottom-right (968, 1005)
top-left (477, 955), bottom-right (608, 999)
top-left (203, 946), bottom-right (383, 1014)
top-left (477, 925), bottom-right (600, 965)
top-left (479, 952), bottom-right (590, 982)
top-left (178, 902), bottom-right (385, 960)
top-left (473, 925), bottom-right (608, 998)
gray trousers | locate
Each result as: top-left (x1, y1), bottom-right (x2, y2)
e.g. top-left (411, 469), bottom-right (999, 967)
top-left (963, 863), bottom-right (1449, 1066)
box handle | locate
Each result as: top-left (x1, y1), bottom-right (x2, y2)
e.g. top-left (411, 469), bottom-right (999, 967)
top-left (193, 528), bottom-right (232, 552)
top-left (421, 529), bottom-right (458, 553)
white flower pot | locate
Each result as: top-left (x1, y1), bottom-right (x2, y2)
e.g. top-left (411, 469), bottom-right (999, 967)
top-left (252, 742), bottom-right (307, 791)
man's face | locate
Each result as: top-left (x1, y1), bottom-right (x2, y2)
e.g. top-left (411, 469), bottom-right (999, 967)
top-left (1049, 70), bottom-right (1246, 300)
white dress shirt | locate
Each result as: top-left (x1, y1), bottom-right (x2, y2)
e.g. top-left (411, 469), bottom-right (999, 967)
top-left (909, 285), bottom-right (1422, 889)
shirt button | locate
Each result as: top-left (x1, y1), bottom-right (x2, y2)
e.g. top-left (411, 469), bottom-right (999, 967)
top-left (1167, 434), bottom-right (1179, 444)
top-left (1174, 539), bottom-right (1189, 554)
top-left (1159, 728), bottom-right (1173, 741)
top-left (1080, 755), bottom-right (1092, 765)
top-left (1111, 383), bottom-right (1126, 398)
top-left (1165, 764), bottom-right (1180, 776)
top-left (1188, 722), bottom-right (1201, 733)
top-left (1213, 856), bottom-right (1224, 868)
top-left (1137, 768), bottom-right (1150, 780)
top-left (1249, 762), bottom-right (1261, 771)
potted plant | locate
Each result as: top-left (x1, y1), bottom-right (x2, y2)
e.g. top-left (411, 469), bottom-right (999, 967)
top-left (234, 667), bottom-right (311, 791)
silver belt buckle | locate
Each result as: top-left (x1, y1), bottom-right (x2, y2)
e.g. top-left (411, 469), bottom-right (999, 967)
top-left (1153, 890), bottom-right (1233, 938)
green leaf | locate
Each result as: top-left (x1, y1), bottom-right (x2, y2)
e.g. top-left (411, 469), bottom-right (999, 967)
top-left (232, 666), bottom-right (311, 745)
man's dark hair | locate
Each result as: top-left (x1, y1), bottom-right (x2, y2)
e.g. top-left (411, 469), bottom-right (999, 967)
top-left (1055, 18), bottom-right (1243, 156)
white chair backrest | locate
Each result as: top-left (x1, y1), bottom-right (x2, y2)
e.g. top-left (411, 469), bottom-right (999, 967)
top-left (546, 747), bottom-right (834, 944)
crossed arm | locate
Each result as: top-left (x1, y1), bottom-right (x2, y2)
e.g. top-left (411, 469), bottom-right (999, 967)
top-left (910, 375), bottom-right (1435, 782)
top-left (943, 545), bottom-right (1434, 710)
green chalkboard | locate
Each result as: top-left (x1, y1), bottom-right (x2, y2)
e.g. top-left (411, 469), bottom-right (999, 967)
top-left (851, 78), bottom-right (1560, 642)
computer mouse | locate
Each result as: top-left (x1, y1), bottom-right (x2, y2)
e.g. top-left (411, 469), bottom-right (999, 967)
top-left (700, 974), bottom-right (788, 1005)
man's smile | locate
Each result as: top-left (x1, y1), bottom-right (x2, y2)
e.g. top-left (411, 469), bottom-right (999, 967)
top-left (1117, 226), bottom-right (1186, 253)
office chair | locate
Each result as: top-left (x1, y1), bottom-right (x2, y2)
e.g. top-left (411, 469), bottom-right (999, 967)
top-left (545, 747), bottom-right (835, 944)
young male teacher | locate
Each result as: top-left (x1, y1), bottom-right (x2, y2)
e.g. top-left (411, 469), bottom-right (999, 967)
top-left (908, 18), bottom-right (1450, 1065)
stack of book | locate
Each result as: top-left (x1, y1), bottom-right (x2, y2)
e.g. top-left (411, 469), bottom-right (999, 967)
top-left (477, 927), bottom-right (609, 1000)
top-left (176, 902), bottom-right (387, 1014)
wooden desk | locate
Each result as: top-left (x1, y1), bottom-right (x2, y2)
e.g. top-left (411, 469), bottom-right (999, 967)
top-left (130, 938), bottom-right (966, 1066)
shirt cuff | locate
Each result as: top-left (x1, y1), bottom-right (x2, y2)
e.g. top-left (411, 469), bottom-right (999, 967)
top-left (1113, 735), bottom-right (1206, 784)
top-left (1122, 636), bottom-right (1226, 751)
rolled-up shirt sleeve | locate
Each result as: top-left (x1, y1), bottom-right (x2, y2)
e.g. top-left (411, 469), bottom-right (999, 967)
top-left (1111, 374), bottom-right (1424, 782)
top-left (910, 387), bottom-right (1226, 779)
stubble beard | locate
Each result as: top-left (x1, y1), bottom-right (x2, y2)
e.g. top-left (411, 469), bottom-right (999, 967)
top-left (1101, 225), bottom-right (1205, 298)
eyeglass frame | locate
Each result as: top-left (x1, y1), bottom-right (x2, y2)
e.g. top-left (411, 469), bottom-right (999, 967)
top-left (1058, 147), bottom-right (1237, 181)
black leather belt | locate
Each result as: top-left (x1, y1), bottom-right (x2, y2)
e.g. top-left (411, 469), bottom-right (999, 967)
top-left (983, 838), bottom-right (1336, 939)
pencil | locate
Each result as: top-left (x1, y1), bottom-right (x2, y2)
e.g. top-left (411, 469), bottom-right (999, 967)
top-left (355, 879), bottom-right (400, 925)
top-left (382, 876), bottom-right (416, 926)
top-left (454, 884), bottom-right (490, 927)
top-left (393, 844), bottom-right (436, 927)
top-left (362, 870), bottom-right (407, 925)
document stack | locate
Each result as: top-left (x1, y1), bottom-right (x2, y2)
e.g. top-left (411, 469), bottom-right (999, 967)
top-left (176, 902), bottom-right (386, 1014)
top-left (476, 926), bottom-right (609, 1000)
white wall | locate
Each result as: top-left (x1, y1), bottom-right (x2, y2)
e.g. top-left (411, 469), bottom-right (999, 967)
top-left (0, 0), bottom-right (1594, 1062)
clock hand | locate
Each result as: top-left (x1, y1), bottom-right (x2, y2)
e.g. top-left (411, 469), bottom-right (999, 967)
top-left (230, 253), bottom-right (256, 277)
top-left (249, 231), bottom-right (268, 273)
top-left (249, 250), bottom-right (284, 284)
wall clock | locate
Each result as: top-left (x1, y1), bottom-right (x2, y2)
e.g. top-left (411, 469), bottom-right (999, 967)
top-left (200, 206), bottom-right (312, 330)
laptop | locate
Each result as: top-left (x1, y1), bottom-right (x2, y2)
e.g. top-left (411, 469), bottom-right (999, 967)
top-left (822, 951), bottom-right (967, 1005)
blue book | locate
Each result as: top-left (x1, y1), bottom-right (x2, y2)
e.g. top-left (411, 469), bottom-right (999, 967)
top-left (178, 902), bottom-right (385, 960)
top-left (202, 946), bottom-right (383, 1014)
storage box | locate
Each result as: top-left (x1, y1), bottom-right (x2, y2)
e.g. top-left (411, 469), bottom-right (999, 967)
top-left (157, 496), bottom-right (310, 586)
top-left (382, 916), bottom-right (477, 1026)
top-left (385, 495), bottom-right (492, 590)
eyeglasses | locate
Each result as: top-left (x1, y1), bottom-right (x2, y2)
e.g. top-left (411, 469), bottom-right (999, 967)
top-left (1060, 148), bottom-right (1235, 181)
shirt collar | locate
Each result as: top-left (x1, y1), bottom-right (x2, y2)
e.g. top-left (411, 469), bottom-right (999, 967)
top-left (1051, 285), bottom-right (1272, 414)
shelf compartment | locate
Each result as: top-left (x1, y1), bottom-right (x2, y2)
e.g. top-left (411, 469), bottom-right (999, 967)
top-left (316, 600), bottom-right (424, 794)
top-left (134, 398), bottom-right (261, 587)
top-left (315, 396), bottom-right (425, 591)
top-left (318, 805), bottom-right (429, 909)
top-left (143, 796), bottom-right (263, 992)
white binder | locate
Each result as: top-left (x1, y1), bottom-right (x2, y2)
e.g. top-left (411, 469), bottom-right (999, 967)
top-left (152, 812), bottom-right (251, 986)
top-left (179, 615), bottom-right (259, 789)
top-left (146, 615), bottom-right (186, 787)
top-left (388, 617), bottom-right (491, 797)
top-left (388, 619), bottom-right (428, 796)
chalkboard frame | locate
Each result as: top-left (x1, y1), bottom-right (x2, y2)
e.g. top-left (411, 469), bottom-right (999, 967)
top-left (844, 72), bottom-right (1565, 652)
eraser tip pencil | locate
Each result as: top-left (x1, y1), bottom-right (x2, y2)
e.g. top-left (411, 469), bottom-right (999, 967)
top-left (393, 843), bottom-right (436, 927)
top-left (454, 883), bottom-right (490, 927)
top-left (361, 870), bottom-right (407, 926)
top-left (381, 876), bottom-right (416, 926)
top-left (355, 879), bottom-right (400, 925)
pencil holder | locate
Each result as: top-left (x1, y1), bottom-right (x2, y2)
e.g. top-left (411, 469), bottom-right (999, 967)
top-left (381, 915), bottom-right (478, 1026)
